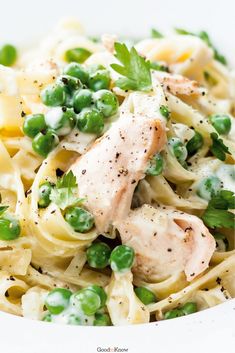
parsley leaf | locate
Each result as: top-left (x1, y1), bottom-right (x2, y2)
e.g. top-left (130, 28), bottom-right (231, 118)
top-left (175, 28), bottom-right (227, 65)
top-left (0, 205), bottom-right (8, 216)
top-left (202, 190), bottom-right (235, 229)
top-left (49, 171), bottom-right (84, 210)
top-left (175, 28), bottom-right (194, 36)
top-left (151, 28), bottom-right (164, 38)
top-left (209, 190), bottom-right (235, 210)
top-left (202, 208), bottom-right (234, 229)
top-left (210, 132), bottom-right (231, 161)
top-left (111, 42), bottom-right (152, 92)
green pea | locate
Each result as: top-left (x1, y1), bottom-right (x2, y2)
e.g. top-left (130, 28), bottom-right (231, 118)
top-left (64, 207), bottom-right (94, 233)
top-left (56, 75), bottom-right (82, 94)
top-left (42, 313), bottom-right (53, 322)
top-left (0, 44), bottom-right (17, 66)
top-left (164, 309), bottom-right (183, 320)
top-left (65, 48), bottom-right (91, 63)
top-left (73, 288), bottom-right (101, 316)
top-left (168, 137), bottom-right (188, 165)
top-left (134, 287), bottom-right (157, 305)
top-left (32, 130), bottom-right (59, 158)
top-left (41, 84), bottom-right (66, 107)
top-left (38, 182), bottom-right (53, 208)
top-left (63, 62), bottom-right (89, 84)
top-left (146, 153), bottom-right (163, 176)
top-left (77, 108), bottom-right (104, 135)
top-left (0, 214), bottom-right (21, 240)
top-left (23, 114), bottom-right (47, 138)
top-left (94, 313), bottom-right (111, 326)
top-left (197, 176), bottom-right (222, 201)
top-left (94, 90), bottom-right (119, 117)
top-left (181, 302), bottom-right (197, 315)
top-left (110, 245), bottom-right (135, 273)
top-left (68, 314), bottom-right (82, 325)
top-left (209, 114), bottom-right (232, 135)
top-left (186, 131), bottom-right (204, 155)
top-left (214, 232), bottom-right (229, 252)
top-left (88, 69), bottom-right (111, 91)
top-left (45, 288), bottom-right (72, 315)
top-left (159, 105), bottom-right (170, 120)
top-left (56, 76), bottom-right (82, 107)
top-left (87, 285), bottom-right (107, 308)
top-left (73, 89), bottom-right (93, 113)
top-left (45, 107), bottom-right (76, 136)
top-left (86, 242), bottom-right (111, 269)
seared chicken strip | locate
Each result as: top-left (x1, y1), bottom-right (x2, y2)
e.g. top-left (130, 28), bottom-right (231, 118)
top-left (71, 114), bottom-right (166, 233)
top-left (116, 204), bottom-right (216, 282)
top-left (153, 71), bottom-right (203, 96)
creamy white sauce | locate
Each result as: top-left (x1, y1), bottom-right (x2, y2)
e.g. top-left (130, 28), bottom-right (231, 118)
top-left (216, 164), bottom-right (235, 193)
top-left (51, 305), bottom-right (95, 326)
top-left (45, 108), bottom-right (71, 136)
top-left (228, 118), bottom-right (235, 142)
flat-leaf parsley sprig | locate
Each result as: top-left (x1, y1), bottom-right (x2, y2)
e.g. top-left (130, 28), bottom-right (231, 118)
top-left (50, 171), bottom-right (84, 210)
top-left (202, 190), bottom-right (235, 229)
top-left (111, 42), bottom-right (152, 92)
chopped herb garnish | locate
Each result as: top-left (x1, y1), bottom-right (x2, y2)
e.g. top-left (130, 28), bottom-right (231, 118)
top-left (151, 28), bottom-right (164, 38)
top-left (50, 171), bottom-right (84, 210)
top-left (209, 190), bottom-right (235, 210)
top-left (175, 28), bottom-right (227, 65)
top-left (159, 105), bottom-right (170, 120)
top-left (202, 190), bottom-right (235, 229)
top-left (204, 71), bottom-right (218, 86)
top-left (150, 61), bottom-right (169, 72)
top-left (175, 28), bottom-right (194, 36)
top-left (209, 133), bottom-right (231, 161)
top-left (111, 42), bottom-right (152, 92)
top-left (0, 205), bottom-right (9, 216)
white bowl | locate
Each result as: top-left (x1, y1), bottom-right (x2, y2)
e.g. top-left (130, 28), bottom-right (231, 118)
top-left (1, 299), bottom-right (235, 353)
top-left (0, 0), bottom-right (235, 352)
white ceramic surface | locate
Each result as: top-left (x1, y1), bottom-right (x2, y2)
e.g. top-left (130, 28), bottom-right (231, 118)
top-left (0, 0), bottom-right (235, 352)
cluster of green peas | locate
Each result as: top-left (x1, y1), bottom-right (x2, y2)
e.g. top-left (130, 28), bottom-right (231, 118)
top-left (23, 62), bottom-right (119, 158)
top-left (43, 285), bottom-right (111, 326)
top-left (42, 244), bottom-right (134, 326)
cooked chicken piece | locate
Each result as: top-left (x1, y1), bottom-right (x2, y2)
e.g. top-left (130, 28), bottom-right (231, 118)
top-left (71, 114), bottom-right (166, 233)
top-left (115, 204), bottom-right (216, 282)
top-left (153, 71), bottom-right (204, 96)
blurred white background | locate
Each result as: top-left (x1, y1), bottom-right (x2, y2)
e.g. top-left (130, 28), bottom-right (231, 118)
top-left (0, 0), bottom-right (234, 63)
